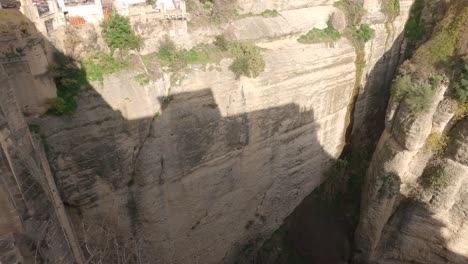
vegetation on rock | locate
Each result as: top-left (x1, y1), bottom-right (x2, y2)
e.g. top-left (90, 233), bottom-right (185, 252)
top-left (350, 24), bottom-right (375, 42)
top-left (455, 58), bottom-right (468, 103)
top-left (425, 133), bottom-right (450, 154)
top-left (421, 165), bottom-right (449, 189)
top-left (412, 0), bottom-right (468, 69)
top-left (135, 73), bottom-right (150, 86)
top-left (260, 9), bottom-right (280, 17)
top-left (390, 75), bottom-right (435, 114)
top-left (298, 21), bottom-right (341, 44)
top-left (334, 0), bottom-right (366, 25)
top-left (81, 52), bottom-right (130, 82)
top-left (229, 42), bottom-right (265, 79)
top-left (154, 35), bottom-right (265, 79)
top-left (382, 0), bottom-right (400, 21)
top-left (101, 13), bottom-right (142, 54)
top-left (47, 51), bottom-right (87, 114)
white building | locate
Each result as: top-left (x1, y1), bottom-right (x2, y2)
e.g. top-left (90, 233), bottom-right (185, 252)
top-left (56, 0), bottom-right (104, 24)
top-left (20, 0), bottom-right (104, 35)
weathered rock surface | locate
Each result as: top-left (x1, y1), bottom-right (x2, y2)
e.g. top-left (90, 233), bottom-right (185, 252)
top-left (354, 0), bottom-right (468, 260)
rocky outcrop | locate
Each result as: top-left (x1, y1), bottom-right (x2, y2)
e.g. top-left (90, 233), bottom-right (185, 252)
top-left (354, 0), bottom-right (468, 262)
top-left (355, 92), bottom-right (468, 263)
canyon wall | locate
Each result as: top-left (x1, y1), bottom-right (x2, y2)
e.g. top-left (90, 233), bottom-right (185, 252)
top-left (355, 0), bottom-right (468, 262)
top-left (0, 65), bottom-right (83, 263)
top-left (0, 0), bottom-right (420, 263)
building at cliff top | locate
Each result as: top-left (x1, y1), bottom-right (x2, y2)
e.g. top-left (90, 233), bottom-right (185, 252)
top-left (19, 0), bottom-right (105, 35)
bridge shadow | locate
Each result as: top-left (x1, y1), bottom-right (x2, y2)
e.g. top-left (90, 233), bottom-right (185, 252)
top-left (2, 9), bottom-right (331, 264)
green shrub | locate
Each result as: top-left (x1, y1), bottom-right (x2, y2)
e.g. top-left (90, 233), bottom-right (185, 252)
top-left (383, 0), bottom-right (400, 21)
top-left (135, 73), bottom-right (150, 85)
top-left (391, 75), bottom-right (413, 100)
top-left (429, 74), bottom-right (445, 87)
top-left (455, 58), bottom-right (468, 103)
top-left (47, 97), bottom-right (68, 115)
top-left (156, 36), bottom-right (265, 79)
top-left (390, 75), bottom-right (435, 114)
top-left (350, 24), bottom-right (375, 42)
top-left (157, 36), bottom-right (178, 61)
top-left (421, 165), bottom-right (449, 189)
top-left (260, 9), bottom-right (280, 17)
top-left (454, 102), bottom-right (468, 120)
top-left (101, 13), bottom-right (142, 54)
top-left (228, 42), bottom-right (265, 79)
top-left (81, 52), bottom-right (130, 82)
top-left (404, 0), bottom-right (425, 43)
top-left (404, 82), bottom-right (435, 114)
top-left (298, 21), bottom-right (341, 44)
top-left (425, 133), bottom-right (450, 153)
top-left (455, 80), bottom-right (468, 103)
top-left (47, 51), bottom-right (87, 114)
top-left (203, 1), bottom-right (213, 10)
top-left (214, 34), bottom-right (229, 51)
top-left (157, 37), bottom-right (217, 71)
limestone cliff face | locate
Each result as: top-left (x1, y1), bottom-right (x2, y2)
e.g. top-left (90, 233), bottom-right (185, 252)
top-left (1, 0), bottom-right (415, 263)
top-left (354, 0), bottom-right (468, 262)
top-left (355, 86), bottom-right (468, 263)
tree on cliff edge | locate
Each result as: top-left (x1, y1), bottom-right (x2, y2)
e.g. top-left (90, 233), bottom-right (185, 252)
top-left (101, 13), bottom-right (142, 55)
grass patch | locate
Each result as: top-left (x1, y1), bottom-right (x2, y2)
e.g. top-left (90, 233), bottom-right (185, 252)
top-left (390, 74), bottom-right (436, 114)
top-left (260, 9), bottom-right (280, 17)
top-left (425, 133), bottom-right (450, 154)
top-left (298, 21), bottom-right (341, 44)
top-left (134, 73), bottom-right (150, 86)
top-left (81, 52), bottom-right (130, 82)
top-left (382, 0), bottom-right (400, 21)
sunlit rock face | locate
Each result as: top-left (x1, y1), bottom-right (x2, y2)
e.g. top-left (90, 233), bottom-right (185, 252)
top-left (354, 0), bottom-right (468, 262)
top-left (0, 0), bottom-right (414, 263)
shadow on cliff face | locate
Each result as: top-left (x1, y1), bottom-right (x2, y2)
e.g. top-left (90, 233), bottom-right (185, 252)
top-left (35, 86), bottom-right (332, 264)
top-left (360, 196), bottom-right (468, 264)
top-left (242, 25), bottom-right (410, 264)
top-left (0, 11), bottom-right (341, 264)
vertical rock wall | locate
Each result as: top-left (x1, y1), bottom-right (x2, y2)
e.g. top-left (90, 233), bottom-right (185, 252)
top-left (0, 65), bottom-right (82, 263)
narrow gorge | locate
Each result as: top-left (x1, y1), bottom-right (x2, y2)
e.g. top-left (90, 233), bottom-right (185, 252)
top-left (0, 0), bottom-right (467, 263)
